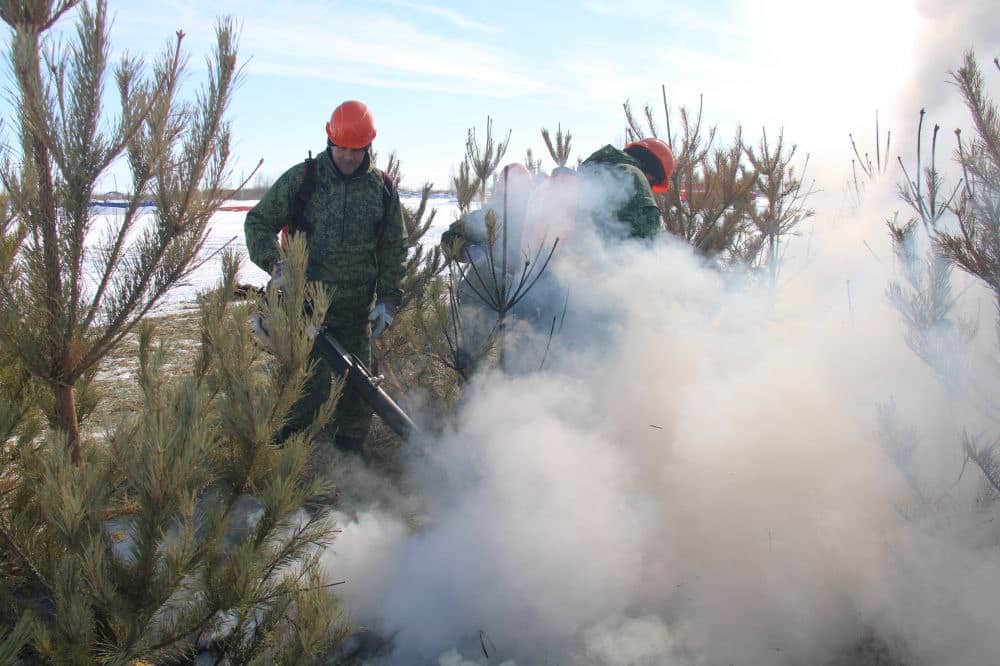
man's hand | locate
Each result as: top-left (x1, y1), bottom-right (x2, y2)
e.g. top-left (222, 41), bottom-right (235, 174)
top-left (368, 300), bottom-right (398, 338)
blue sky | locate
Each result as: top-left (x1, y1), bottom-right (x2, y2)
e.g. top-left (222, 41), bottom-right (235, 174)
top-left (7, 0), bottom-right (999, 195)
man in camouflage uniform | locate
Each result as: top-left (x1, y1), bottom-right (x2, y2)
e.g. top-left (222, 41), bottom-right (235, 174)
top-left (435, 141), bottom-right (674, 366)
top-left (441, 139), bottom-right (673, 260)
top-left (575, 138), bottom-right (674, 240)
top-left (245, 100), bottom-right (407, 455)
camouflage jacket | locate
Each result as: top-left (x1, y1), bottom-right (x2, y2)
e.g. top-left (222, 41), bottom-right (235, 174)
top-left (578, 145), bottom-right (661, 239)
top-left (244, 148), bottom-right (407, 322)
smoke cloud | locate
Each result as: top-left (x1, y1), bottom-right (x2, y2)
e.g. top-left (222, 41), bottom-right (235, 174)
top-left (321, 159), bottom-right (1000, 665)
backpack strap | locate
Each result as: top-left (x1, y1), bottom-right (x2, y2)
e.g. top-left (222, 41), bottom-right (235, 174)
top-left (289, 151), bottom-right (318, 236)
top-left (289, 155), bottom-right (396, 239)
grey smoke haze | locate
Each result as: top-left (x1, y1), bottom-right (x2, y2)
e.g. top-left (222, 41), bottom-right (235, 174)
top-left (319, 155), bottom-right (1000, 664)
top-left (311, 12), bottom-right (1000, 664)
top-left (699, 0), bottom-right (1000, 225)
top-left (911, 0), bottom-right (999, 111)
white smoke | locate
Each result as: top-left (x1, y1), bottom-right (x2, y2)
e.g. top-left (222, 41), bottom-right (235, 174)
top-left (321, 155), bottom-right (1000, 664)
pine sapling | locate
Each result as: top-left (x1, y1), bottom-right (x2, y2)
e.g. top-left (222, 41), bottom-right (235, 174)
top-left (0, 1), bottom-right (246, 463)
top-left (540, 123), bottom-right (573, 167)
top-left (624, 89), bottom-right (760, 261)
top-left (0, 236), bottom-right (348, 662)
top-left (744, 127), bottom-right (815, 287)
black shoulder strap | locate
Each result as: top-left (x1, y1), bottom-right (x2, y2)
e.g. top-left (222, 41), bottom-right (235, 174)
top-left (290, 158), bottom-right (395, 238)
top-left (290, 151), bottom-right (318, 236)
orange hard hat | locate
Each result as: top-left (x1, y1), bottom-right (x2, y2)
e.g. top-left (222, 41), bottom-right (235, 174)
top-left (325, 100), bottom-right (376, 149)
top-left (626, 137), bottom-right (675, 193)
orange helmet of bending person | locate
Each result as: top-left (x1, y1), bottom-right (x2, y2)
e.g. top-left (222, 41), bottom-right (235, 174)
top-left (625, 137), bottom-right (675, 193)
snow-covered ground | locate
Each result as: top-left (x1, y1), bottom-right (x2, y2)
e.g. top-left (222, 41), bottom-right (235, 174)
top-left (87, 192), bottom-right (460, 312)
top-left (87, 189), bottom-right (765, 313)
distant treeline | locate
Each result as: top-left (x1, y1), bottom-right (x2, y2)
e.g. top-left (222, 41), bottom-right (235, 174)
top-left (93, 187), bottom-right (454, 202)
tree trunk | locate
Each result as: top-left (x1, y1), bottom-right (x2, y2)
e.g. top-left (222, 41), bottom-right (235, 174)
top-left (55, 382), bottom-right (82, 465)
top-left (768, 225), bottom-right (778, 290)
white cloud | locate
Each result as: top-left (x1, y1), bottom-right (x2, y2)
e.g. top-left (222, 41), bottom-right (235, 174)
top-left (250, 60), bottom-right (533, 99)
top-left (553, 0), bottom-right (941, 200)
top-left (583, 0), bottom-right (738, 35)
top-left (112, 1), bottom-right (539, 97)
top-left (555, 56), bottom-right (662, 106)
top-left (99, 0), bottom-right (1000, 201)
top-left (581, 0), bottom-right (620, 15)
top-left (237, 9), bottom-right (538, 96)
top-left (378, 0), bottom-right (502, 34)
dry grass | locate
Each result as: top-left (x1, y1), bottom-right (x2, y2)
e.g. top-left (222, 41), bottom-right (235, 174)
top-left (84, 300), bottom-right (410, 453)
top-left (85, 303), bottom-right (204, 438)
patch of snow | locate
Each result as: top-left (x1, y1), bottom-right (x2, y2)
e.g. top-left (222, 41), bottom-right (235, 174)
top-left (84, 196), bottom-right (460, 312)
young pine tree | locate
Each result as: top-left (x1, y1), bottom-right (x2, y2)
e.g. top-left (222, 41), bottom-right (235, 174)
top-left (0, 2), bottom-right (349, 660)
top-left (743, 128), bottom-right (815, 287)
top-left (540, 123), bottom-right (573, 168)
top-left (935, 53), bottom-right (1000, 487)
top-left (368, 156), bottom-right (453, 444)
top-left (0, 0), bottom-right (241, 463)
top-left (625, 88), bottom-right (813, 276)
top-left (883, 52), bottom-right (1000, 505)
top-left (625, 90), bottom-right (758, 261)
top-left (0, 237), bottom-right (348, 662)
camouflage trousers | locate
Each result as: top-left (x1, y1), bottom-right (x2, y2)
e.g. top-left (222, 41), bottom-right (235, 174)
top-left (286, 317), bottom-right (372, 452)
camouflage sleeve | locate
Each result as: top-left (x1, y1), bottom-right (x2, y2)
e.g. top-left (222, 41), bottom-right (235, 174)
top-left (440, 211), bottom-right (491, 262)
top-left (621, 169), bottom-right (662, 239)
top-left (244, 164), bottom-right (302, 273)
top-left (376, 189), bottom-right (408, 303)
top-left (440, 219), bottom-right (465, 259)
top-left (440, 218), bottom-right (475, 261)
top-left (629, 201), bottom-right (663, 239)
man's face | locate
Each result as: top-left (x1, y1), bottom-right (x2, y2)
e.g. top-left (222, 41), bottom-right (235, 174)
top-left (331, 145), bottom-right (367, 175)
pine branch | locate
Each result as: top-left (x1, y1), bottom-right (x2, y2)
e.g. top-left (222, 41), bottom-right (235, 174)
top-left (963, 432), bottom-right (1000, 495)
top-left (0, 520), bottom-right (51, 597)
top-left (540, 123), bottom-right (572, 167)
